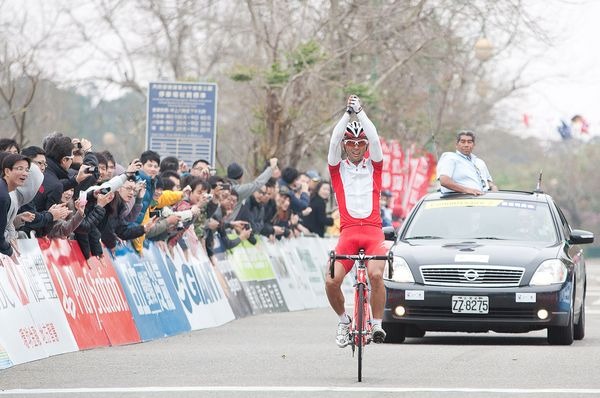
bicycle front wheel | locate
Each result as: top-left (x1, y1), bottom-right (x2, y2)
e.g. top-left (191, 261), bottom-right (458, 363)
top-left (356, 283), bottom-right (365, 382)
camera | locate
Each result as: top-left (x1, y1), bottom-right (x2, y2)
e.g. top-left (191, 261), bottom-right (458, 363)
top-left (99, 187), bottom-right (111, 195)
top-left (87, 166), bottom-right (97, 173)
top-left (243, 223), bottom-right (251, 230)
top-left (204, 193), bottom-right (213, 200)
top-left (222, 183), bottom-right (231, 191)
top-left (149, 210), bottom-right (161, 218)
top-left (75, 142), bottom-right (83, 149)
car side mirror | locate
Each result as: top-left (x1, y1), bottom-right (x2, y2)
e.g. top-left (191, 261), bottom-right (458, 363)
top-left (569, 229), bottom-right (594, 245)
top-left (382, 226), bottom-right (397, 241)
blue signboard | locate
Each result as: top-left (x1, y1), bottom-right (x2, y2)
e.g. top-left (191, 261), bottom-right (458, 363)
top-left (110, 243), bottom-right (190, 341)
top-left (146, 81), bottom-right (217, 167)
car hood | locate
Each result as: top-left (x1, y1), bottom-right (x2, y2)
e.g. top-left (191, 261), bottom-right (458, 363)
top-left (392, 239), bottom-right (562, 268)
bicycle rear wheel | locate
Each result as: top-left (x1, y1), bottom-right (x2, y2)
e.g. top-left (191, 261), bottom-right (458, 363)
top-left (356, 283), bottom-right (365, 382)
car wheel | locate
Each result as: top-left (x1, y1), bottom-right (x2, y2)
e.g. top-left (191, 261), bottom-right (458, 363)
top-left (547, 298), bottom-right (575, 346)
top-left (382, 322), bottom-right (406, 344)
top-left (574, 297), bottom-right (585, 341)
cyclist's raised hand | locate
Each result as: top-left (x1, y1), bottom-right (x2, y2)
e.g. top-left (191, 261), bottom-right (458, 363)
top-left (348, 95), bottom-right (362, 114)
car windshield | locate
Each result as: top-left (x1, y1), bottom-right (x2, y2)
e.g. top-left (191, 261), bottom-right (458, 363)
top-left (403, 198), bottom-right (558, 242)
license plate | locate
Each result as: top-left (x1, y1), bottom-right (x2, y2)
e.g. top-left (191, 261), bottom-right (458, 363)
top-left (451, 295), bottom-right (489, 314)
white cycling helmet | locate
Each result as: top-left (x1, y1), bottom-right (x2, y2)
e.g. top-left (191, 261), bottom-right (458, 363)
top-left (344, 121), bottom-right (367, 140)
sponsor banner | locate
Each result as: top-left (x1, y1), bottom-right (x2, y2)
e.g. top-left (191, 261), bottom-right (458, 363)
top-left (182, 233), bottom-right (235, 326)
top-left (0, 343), bottom-right (13, 369)
top-left (14, 240), bottom-right (79, 356)
top-left (213, 252), bottom-right (253, 319)
top-left (83, 252), bottom-right (140, 346)
top-left (37, 239), bottom-right (110, 350)
top-left (290, 239), bottom-right (329, 307)
top-left (241, 240), bottom-right (288, 312)
top-left (275, 239), bottom-right (320, 309)
top-left (154, 236), bottom-right (234, 330)
top-left (227, 239), bottom-right (287, 314)
top-left (0, 255), bottom-right (48, 365)
top-left (112, 243), bottom-right (190, 341)
top-left (262, 238), bottom-right (305, 311)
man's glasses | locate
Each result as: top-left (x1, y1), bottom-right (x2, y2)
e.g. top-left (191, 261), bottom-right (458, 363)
top-left (12, 166), bottom-right (30, 172)
top-left (343, 139), bottom-right (368, 148)
top-left (63, 155), bottom-right (74, 160)
top-left (33, 160), bottom-right (47, 167)
top-left (121, 186), bottom-right (135, 192)
top-left (257, 190), bottom-right (268, 195)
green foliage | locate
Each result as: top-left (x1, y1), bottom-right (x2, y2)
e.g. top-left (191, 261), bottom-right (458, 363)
top-left (266, 63), bottom-right (290, 87)
top-left (342, 83), bottom-right (377, 108)
top-left (289, 40), bottom-right (322, 73)
top-left (229, 65), bottom-right (255, 82)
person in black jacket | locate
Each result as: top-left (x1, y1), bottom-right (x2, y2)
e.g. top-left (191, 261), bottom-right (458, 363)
top-left (101, 179), bottom-right (150, 250)
top-left (301, 181), bottom-right (334, 237)
top-left (34, 134), bottom-right (91, 212)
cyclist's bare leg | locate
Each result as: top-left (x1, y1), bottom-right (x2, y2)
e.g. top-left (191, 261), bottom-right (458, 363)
top-left (325, 261), bottom-right (349, 316)
top-left (367, 259), bottom-right (386, 319)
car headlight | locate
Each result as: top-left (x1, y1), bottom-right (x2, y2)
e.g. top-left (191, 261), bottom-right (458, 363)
top-left (529, 259), bottom-right (567, 286)
top-left (386, 256), bottom-right (415, 283)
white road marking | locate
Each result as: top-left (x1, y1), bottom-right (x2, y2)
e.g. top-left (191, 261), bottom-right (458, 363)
top-left (2, 386), bottom-right (600, 395)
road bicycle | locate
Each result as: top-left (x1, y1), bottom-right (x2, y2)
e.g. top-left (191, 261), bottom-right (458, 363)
top-left (329, 249), bottom-right (393, 382)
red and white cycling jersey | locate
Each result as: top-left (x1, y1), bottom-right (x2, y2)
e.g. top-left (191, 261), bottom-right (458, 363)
top-left (329, 157), bottom-right (383, 231)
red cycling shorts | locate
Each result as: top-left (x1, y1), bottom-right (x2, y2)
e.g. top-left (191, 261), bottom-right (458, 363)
top-left (334, 225), bottom-right (387, 273)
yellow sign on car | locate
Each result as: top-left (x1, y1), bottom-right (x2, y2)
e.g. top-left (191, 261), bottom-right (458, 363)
top-left (424, 199), bottom-right (503, 209)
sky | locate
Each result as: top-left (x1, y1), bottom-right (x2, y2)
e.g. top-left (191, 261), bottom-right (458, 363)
top-left (12, 0), bottom-right (600, 143)
top-left (504, 0), bottom-right (600, 141)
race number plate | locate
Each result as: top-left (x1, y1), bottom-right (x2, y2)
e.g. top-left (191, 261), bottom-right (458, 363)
top-left (451, 296), bottom-right (489, 314)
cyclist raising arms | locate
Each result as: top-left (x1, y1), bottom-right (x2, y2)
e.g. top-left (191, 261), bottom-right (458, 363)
top-left (327, 95), bottom-right (387, 347)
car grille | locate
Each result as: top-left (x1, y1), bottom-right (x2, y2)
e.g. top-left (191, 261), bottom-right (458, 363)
top-left (408, 306), bottom-right (534, 319)
top-left (420, 265), bottom-right (525, 287)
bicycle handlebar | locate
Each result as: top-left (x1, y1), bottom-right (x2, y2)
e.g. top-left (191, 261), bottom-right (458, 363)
top-left (328, 250), bottom-right (394, 279)
top-left (331, 254), bottom-right (391, 261)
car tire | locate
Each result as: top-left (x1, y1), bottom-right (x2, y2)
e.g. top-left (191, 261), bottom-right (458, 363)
top-left (574, 297), bottom-right (585, 341)
top-left (382, 322), bottom-right (406, 344)
top-left (547, 299), bottom-right (575, 346)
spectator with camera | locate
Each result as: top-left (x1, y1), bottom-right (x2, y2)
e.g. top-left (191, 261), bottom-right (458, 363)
top-left (46, 188), bottom-right (86, 239)
top-left (17, 146), bottom-right (70, 238)
top-left (34, 134), bottom-right (91, 213)
top-left (134, 150), bottom-right (162, 225)
top-left (100, 179), bottom-right (157, 251)
top-left (134, 174), bottom-right (189, 251)
top-left (166, 177), bottom-right (211, 247)
top-left (190, 159), bottom-right (214, 180)
top-left (226, 157), bottom-right (279, 221)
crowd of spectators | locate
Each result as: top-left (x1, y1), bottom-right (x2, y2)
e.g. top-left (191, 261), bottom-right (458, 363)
top-left (0, 135), bottom-right (342, 265)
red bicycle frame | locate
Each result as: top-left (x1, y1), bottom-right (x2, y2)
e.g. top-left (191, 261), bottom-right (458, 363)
top-left (330, 249), bottom-right (393, 382)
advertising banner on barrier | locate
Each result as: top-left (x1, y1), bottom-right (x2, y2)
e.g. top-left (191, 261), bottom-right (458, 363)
top-left (152, 237), bottom-right (234, 330)
top-left (289, 239), bottom-right (329, 307)
top-left (14, 239), bottom-right (79, 357)
top-left (79, 252), bottom-right (140, 346)
top-left (275, 239), bottom-right (319, 309)
top-left (212, 246), bottom-right (253, 319)
top-left (262, 238), bottom-right (305, 311)
top-left (0, 343), bottom-right (13, 369)
top-left (227, 239), bottom-right (288, 314)
top-left (112, 243), bottom-right (190, 341)
top-left (38, 239), bottom-right (111, 349)
top-left (0, 255), bottom-right (49, 366)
